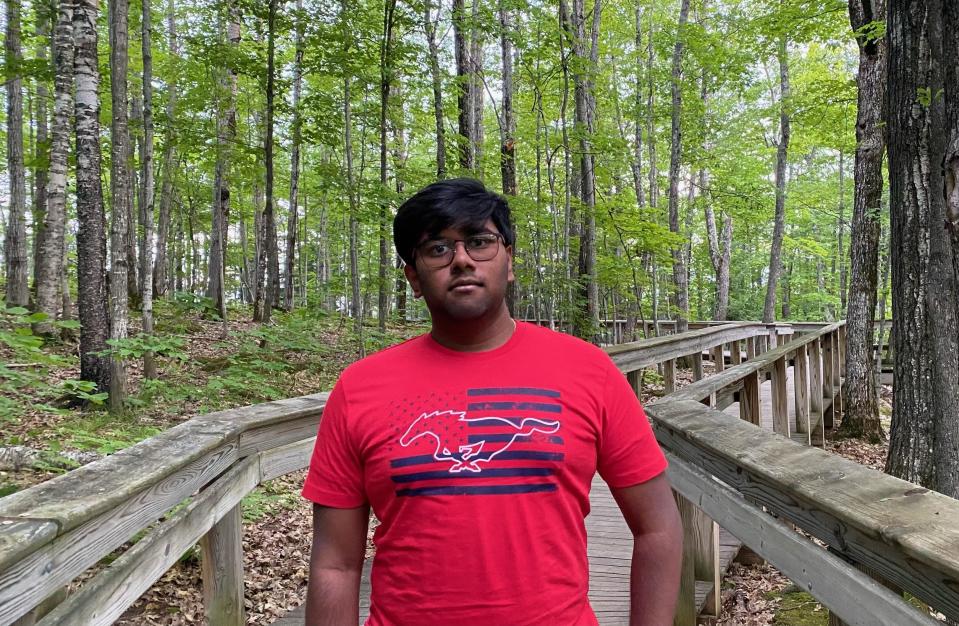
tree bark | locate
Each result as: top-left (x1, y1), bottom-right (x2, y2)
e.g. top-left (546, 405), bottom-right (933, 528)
top-left (141, 0), bottom-right (156, 379)
top-left (108, 0), bottom-right (132, 410)
top-left (210, 0), bottom-right (239, 324)
top-left (35, 0), bottom-right (73, 336)
top-left (342, 0), bottom-right (363, 354)
top-left (154, 0), bottom-right (177, 297)
top-left (4, 0), bottom-right (29, 308)
top-left (631, 2), bottom-right (645, 209)
top-left (470, 0), bottom-right (484, 176)
top-left (424, 0), bottom-right (445, 178)
top-left (841, 0), bottom-right (886, 442)
top-left (762, 33), bottom-right (791, 323)
top-left (257, 0), bottom-right (279, 323)
top-left (74, 0), bottom-right (110, 392)
top-left (31, 10), bottom-right (50, 305)
top-left (378, 0), bottom-right (397, 330)
top-left (499, 0), bottom-right (516, 196)
top-left (284, 0), bottom-right (304, 312)
top-left (885, 0), bottom-right (959, 499)
top-left (667, 0), bottom-right (691, 333)
top-left (452, 0), bottom-right (473, 170)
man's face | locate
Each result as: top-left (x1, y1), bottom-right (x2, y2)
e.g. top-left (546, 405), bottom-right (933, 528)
top-left (403, 219), bottom-right (514, 323)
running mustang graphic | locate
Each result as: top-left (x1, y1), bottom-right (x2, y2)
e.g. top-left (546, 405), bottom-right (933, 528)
top-left (399, 410), bottom-right (561, 473)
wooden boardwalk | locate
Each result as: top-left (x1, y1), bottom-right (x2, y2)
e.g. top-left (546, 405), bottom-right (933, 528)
top-left (274, 474), bottom-right (741, 625)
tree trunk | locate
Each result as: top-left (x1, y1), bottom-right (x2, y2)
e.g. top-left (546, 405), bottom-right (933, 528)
top-left (424, 0), bottom-right (445, 178)
top-left (35, 0), bottom-right (73, 336)
top-left (284, 0), bottom-right (304, 312)
top-left (378, 0), bottom-right (397, 330)
top-left (631, 3), bottom-right (645, 209)
top-left (841, 0), bottom-right (886, 442)
top-left (452, 0), bottom-right (473, 170)
top-left (470, 0), bottom-right (484, 176)
top-left (885, 0), bottom-right (959, 499)
top-left (499, 0), bottom-right (516, 196)
top-left (667, 0), bottom-right (691, 333)
top-left (108, 0), bottom-right (132, 411)
top-left (4, 0), bottom-right (28, 308)
top-left (762, 34), bottom-right (791, 323)
top-left (31, 11), bottom-right (50, 305)
top-left (210, 0), bottom-right (239, 324)
top-left (130, 95), bottom-right (142, 306)
top-left (154, 0), bottom-right (176, 298)
top-left (141, 0), bottom-right (156, 379)
top-left (838, 149), bottom-right (848, 312)
top-left (342, 0), bottom-right (363, 354)
top-left (258, 0), bottom-right (279, 323)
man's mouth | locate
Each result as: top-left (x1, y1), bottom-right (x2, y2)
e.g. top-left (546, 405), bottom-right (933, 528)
top-left (449, 280), bottom-right (483, 292)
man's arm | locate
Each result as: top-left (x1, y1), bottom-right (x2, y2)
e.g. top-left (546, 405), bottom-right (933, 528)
top-left (305, 503), bottom-right (370, 626)
top-left (610, 472), bottom-right (683, 626)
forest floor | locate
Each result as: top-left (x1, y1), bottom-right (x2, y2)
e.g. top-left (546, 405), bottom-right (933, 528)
top-left (0, 304), bottom-right (899, 625)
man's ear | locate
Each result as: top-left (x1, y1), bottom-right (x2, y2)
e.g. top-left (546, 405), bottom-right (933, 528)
top-left (404, 263), bottom-right (422, 298)
top-left (506, 245), bottom-right (515, 283)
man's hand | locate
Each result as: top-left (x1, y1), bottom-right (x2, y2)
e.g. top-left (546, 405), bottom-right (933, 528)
top-left (610, 472), bottom-right (683, 626)
top-left (305, 503), bottom-right (370, 626)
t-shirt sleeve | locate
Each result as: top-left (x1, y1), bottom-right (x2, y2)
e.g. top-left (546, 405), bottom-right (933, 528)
top-left (596, 360), bottom-right (668, 489)
top-left (301, 378), bottom-right (367, 508)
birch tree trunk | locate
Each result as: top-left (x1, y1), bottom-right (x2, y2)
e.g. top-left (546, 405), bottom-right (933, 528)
top-left (284, 0), bottom-right (304, 312)
top-left (667, 0), bottom-right (691, 333)
top-left (141, 0), bottom-right (156, 379)
top-left (35, 0), bottom-right (73, 336)
top-left (841, 0), bottom-right (886, 442)
top-left (342, 0), bottom-right (364, 354)
top-left (4, 0), bottom-right (29, 308)
top-left (154, 0), bottom-right (177, 297)
top-left (886, 0), bottom-right (959, 499)
top-left (762, 34), bottom-right (791, 323)
top-left (108, 0), bottom-right (132, 411)
top-left (424, 0), bottom-right (445, 178)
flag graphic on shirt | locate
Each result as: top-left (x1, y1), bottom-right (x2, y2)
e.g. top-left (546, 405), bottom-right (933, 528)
top-left (390, 387), bottom-right (564, 497)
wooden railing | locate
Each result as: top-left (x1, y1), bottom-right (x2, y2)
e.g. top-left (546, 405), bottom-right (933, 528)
top-left (1, 321), bottom-right (954, 626)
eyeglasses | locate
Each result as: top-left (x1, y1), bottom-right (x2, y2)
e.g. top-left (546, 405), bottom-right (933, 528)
top-left (414, 233), bottom-right (505, 269)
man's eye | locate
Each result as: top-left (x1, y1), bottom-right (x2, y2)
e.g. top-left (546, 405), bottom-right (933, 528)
top-left (467, 236), bottom-right (494, 249)
top-left (426, 243), bottom-right (451, 256)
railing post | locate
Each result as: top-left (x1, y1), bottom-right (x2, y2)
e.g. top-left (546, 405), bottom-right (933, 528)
top-left (746, 336), bottom-right (757, 360)
top-left (730, 339), bottom-right (743, 365)
top-left (740, 371), bottom-right (762, 426)
top-left (673, 495), bottom-right (719, 624)
top-left (627, 369), bottom-right (642, 398)
top-left (794, 343), bottom-right (811, 445)
top-left (833, 330), bottom-right (844, 418)
top-left (809, 338), bottom-right (825, 445)
top-left (772, 356), bottom-right (789, 436)
top-left (767, 326), bottom-right (779, 350)
top-left (711, 343), bottom-right (725, 373)
top-left (200, 504), bottom-right (246, 626)
top-left (692, 352), bottom-right (704, 381)
top-left (823, 334), bottom-right (835, 429)
top-left (664, 359), bottom-right (676, 394)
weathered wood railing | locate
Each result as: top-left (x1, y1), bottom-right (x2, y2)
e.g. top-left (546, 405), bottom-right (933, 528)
top-left (1, 320), bottom-right (954, 626)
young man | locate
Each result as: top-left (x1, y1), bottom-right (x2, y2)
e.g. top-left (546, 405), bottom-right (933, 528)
top-left (302, 179), bottom-right (682, 625)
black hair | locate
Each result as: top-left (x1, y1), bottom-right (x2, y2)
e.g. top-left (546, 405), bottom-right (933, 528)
top-left (393, 178), bottom-right (515, 266)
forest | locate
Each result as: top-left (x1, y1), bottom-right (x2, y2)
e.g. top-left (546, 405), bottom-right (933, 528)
top-left (1, 0), bottom-right (959, 620)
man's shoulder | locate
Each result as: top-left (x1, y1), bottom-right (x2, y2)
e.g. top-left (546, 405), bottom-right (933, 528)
top-left (338, 332), bottom-right (428, 381)
top-left (521, 321), bottom-right (612, 362)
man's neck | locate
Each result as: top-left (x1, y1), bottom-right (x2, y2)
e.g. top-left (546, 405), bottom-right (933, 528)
top-left (429, 306), bottom-right (516, 352)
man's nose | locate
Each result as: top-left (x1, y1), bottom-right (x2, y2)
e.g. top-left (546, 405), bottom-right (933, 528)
top-left (450, 241), bottom-right (476, 269)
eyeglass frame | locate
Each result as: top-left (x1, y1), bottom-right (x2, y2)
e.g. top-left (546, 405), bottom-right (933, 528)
top-left (412, 232), bottom-right (507, 269)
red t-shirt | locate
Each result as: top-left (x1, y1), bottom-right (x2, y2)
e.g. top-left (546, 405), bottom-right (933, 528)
top-left (302, 321), bottom-right (667, 626)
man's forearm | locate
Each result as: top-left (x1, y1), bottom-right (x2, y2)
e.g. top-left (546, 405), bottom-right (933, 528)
top-left (628, 528), bottom-right (683, 626)
top-left (304, 566), bottom-right (363, 626)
